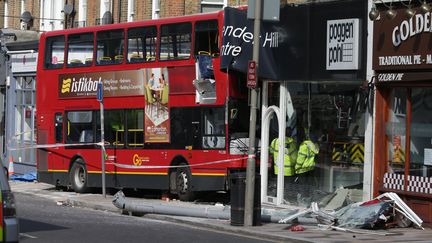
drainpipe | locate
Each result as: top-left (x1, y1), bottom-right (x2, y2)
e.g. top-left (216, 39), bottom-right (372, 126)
top-left (127, 0), bottom-right (134, 22)
top-left (152, 0), bottom-right (159, 19)
top-left (4, 1), bottom-right (7, 28)
top-left (78, 0), bottom-right (87, 27)
top-left (118, 0), bottom-right (121, 23)
top-left (362, 0), bottom-right (375, 201)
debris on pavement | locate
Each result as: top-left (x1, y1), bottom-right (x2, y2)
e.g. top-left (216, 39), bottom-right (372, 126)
top-left (278, 208), bottom-right (311, 224)
top-left (278, 191), bottom-right (424, 234)
top-left (289, 225), bottom-right (305, 231)
top-left (317, 224), bottom-right (403, 236)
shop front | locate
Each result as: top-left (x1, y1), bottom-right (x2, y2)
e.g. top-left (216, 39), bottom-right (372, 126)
top-left (221, 0), bottom-right (370, 207)
top-left (373, 6), bottom-right (432, 223)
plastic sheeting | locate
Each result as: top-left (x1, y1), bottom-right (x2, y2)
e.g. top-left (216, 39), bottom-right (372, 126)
top-left (10, 172), bottom-right (37, 182)
top-left (334, 201), bottom-right (393, 229)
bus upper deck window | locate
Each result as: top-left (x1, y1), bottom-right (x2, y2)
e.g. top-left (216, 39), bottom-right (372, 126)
top-left (160, 23), bottom-right (192, 61)
top-left (194, 20), bottom-right (219, 57)
top-left (97, 29), bottom-right (125, 65)
top-left (67, 33), bottom-right (94, 68)
top-left (127, 26), bottom-right (157, 63)
top-left (44, 35), bottom-right (65, 69)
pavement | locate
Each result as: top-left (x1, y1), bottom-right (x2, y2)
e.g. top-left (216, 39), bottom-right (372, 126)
top-left (10, 181), bottom-right (432, 243)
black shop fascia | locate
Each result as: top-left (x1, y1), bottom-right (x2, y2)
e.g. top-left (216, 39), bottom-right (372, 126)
top-left (220, 0), bottom-right (367, 83)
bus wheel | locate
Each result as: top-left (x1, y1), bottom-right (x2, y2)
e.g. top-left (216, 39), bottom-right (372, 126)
top-left (70, 160), bottom-right (88, 193)
top-left (176, 164), bottom-right (195, 201)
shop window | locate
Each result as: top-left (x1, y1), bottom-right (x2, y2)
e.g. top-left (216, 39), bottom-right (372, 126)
top-left (67, 33), bottom-right (94, 67)
top-left (410, 88), bottom-right (432, 178)
top-left (264, 82), bottom-right (366, 207)
top-left (96, 29), bottom-right (125, 65)
top-left (127, 26), bottom-right (157, 63)
top-left (385, 88), bottom-right (407, 175)
top-left (383, 87), bottom-right (432, 194)
top-left (44, 35), bottom-right (65, 69)
top-left (159, 23), bottom-right (191, 61)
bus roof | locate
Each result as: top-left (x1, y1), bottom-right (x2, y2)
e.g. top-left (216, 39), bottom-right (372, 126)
top-left (41, 10), bottom-right (223, 38)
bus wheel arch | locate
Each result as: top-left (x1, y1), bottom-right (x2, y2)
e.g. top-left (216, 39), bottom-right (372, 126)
top-left (69, 156), bottom-right (89, 193)
top-left (169, 155), bottom-right (195, 201)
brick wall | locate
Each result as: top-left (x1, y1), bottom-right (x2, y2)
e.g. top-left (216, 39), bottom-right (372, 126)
top-left (0, 0), bottom-right (316, 30)
top-left (228, 0), bottom-right (248, 6)
top-left (135, 0), bottom-right (152, 21)
top-left (184, 0), bottom-right (199, 15)
top-left (0, 2), bottom-right (4, 28)
top-left (120, 0), bottom-right (128, 22)
top-left (8, 0), bottom-right (19, 29)
top-left (87, 0), bottom-right (99, 26)
top-left (160, 0), bottom-right (185, 18)
top-left (26, 0), bottom-right (40, 30)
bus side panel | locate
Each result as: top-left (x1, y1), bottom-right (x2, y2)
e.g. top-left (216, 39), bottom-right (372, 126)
top-left (191, 175), bottom-right (226, 191)
top-left (86, 174), bottom-right (169, 190)
top-left (38, 171), bottom-right (69, 188)
top-left (36, 129), bottom-right (48, 171)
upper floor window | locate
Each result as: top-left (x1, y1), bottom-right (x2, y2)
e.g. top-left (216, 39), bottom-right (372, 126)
top-left (201, 0), bottom-right (226, 13)
top-left (127, 26), bottom-right (157, 63)
top-left (44, 35), bottom-right (65, 69)
top-left (160, 23), bottom-right (192, 61)
top-left (96, 29), bottom-right (125, 65)
top-left (67, 33), bottom-right (94, 67)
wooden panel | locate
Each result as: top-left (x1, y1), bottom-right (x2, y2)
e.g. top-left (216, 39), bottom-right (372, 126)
top-left (406, 199), bottom-right (432, 223)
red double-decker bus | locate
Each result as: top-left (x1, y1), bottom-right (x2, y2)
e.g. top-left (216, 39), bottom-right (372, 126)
top-left (36, 10), bottom-right (250, 201)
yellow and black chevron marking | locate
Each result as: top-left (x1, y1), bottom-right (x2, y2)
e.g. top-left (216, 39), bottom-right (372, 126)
top-left (332, 148), bottom-right (341, 161)
top-left (349, 143), bottom-right (364, 163)
top-left (393, 147), bottom-right (405, 163)
top-left (332, 143), bottom-right (347, 161)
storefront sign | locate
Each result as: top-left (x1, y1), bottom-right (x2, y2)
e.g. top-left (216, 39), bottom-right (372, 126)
top-left (376, 71), bottom-right (432, 82)
top-left (11, 53), bottom-right (37, 73)
top-left (221, 0), bottom-right (367, 81)
top-left (373, 7), bottom-right (432, 71)
top-left (221, 5), bottom-right (308, 80)
top-left (326, 18), bottom-right (360, 70)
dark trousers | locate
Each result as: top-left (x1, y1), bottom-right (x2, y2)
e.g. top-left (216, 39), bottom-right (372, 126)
top-left (295, 170), bottom-right (316, 204)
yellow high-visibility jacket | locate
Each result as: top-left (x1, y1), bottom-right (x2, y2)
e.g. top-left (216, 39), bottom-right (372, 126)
top-left (295, 140), bottom-right (319, 174)
top-left (270, 137), bottom-right (298, 176)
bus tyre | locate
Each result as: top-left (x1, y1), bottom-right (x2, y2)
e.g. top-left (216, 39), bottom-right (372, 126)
top-left (70, 160), bottom-right (88, 193)
top-left (176, 164), bottom-right (195, 201)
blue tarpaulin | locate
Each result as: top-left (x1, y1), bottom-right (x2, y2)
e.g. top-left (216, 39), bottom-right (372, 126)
top-left (10, 172), bottom-right (37, 182)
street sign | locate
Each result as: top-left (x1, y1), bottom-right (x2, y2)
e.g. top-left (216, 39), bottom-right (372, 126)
top-left (247, 0), bottom-right (280, 22)
top-left (97, 82), bottom-right (103, 102)
top-left (247, 60), bottom-right (257, 89)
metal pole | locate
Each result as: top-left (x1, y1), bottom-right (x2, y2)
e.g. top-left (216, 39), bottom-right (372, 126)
top-left (244, 0), bottom-right (262, 227)
top-left (100, 100), bottom-right (106, 198)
